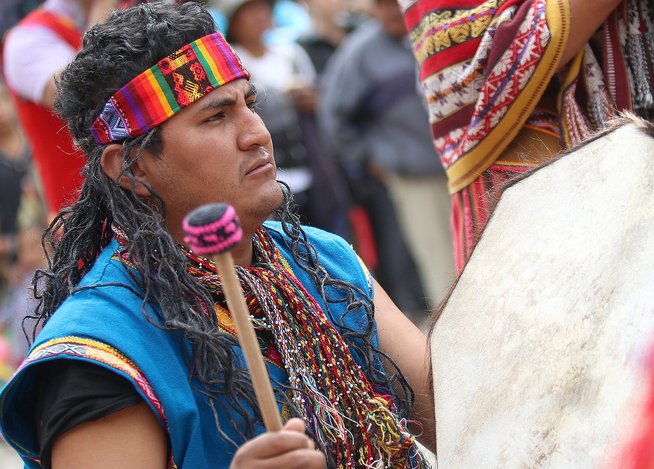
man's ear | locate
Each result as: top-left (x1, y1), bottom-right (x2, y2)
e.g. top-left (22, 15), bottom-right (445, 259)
top-left (100, 143), bottom-right (151, 197)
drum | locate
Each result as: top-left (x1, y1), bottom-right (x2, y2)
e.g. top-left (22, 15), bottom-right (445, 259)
top-left (431, 115), bottom-right (654, 468)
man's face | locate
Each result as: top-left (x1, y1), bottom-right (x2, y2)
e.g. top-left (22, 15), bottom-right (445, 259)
top-left (137, 78), bottom-right (282, 240)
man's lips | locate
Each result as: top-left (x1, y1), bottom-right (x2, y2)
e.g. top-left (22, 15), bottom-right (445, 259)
top-left (245, 150), bottom-right (274, 176)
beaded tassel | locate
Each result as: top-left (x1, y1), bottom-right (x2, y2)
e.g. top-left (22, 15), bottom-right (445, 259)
top-left (113, 224), bottom-right (428, 467)
top-left (192, 228), bottom-right (427, 467)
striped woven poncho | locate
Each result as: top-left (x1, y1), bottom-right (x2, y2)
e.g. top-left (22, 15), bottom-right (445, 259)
top-left (400, 0), bottom-right (653, 271)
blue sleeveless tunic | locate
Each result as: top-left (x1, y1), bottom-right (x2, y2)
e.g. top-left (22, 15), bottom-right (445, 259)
top-left (0, 222), bottom-right (376, 468)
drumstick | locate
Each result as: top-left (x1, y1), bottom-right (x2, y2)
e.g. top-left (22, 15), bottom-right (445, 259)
top-left (182, 203), bottom-right (283, 432)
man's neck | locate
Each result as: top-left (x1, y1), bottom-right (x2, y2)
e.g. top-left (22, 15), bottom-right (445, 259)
top-left (229, 235), bottom-right (256, 266)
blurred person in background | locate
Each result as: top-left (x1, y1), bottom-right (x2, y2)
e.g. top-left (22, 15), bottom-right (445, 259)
top-left (292, 0), bottom-right (358, 240)
top-left (0, 81), bottom-right (30, 303)
top-left (214, 0), bottom-right (339, 233)
top-left (298, 0), bottom-right (376, 269)
top-left (209, 0), bottom-right (312, 45)
top-left (0, 0), bottom-right (44, 38)
top-left (0, 79), bottom-right (44, 384)
top-left (320, 0), bottom-right (454, 318)
top-left (297, 0), bottom-right (350, 73)
top-left (268, 0), bottom-right (312, 45)
top-left (2, 0), bottom-right (129, 219)
top-left (0, 218), bottom-right (46, 382)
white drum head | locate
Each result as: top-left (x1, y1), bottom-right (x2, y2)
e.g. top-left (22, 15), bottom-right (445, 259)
top-left (432, 116), bottom-right (654, 468)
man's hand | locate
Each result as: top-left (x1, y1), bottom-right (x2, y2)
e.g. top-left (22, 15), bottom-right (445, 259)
top-left (230, 418), bottom-right (326, 468)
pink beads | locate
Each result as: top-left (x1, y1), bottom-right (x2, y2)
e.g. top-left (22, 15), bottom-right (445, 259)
top-left (182, 204), bottom-right (243, 256)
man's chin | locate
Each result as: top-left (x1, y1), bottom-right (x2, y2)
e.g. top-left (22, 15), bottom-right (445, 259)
top-left (265, 187), bottom-right (285, 218)
top-left (245, 185), bottom-right (285, 226)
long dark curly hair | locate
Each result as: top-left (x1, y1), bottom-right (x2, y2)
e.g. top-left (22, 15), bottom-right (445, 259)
top-left (31, 0), bottom-right (415, 448)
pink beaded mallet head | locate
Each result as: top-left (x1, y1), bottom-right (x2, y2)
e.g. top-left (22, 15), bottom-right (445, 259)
top-left (182, 203), bottom-right (283, 432)
top-left (182, 204), bottom-right (243, 256)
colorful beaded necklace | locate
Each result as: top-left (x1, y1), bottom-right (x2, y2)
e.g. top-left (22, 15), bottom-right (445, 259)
top-left (113, 224), bottom-right (427, 467)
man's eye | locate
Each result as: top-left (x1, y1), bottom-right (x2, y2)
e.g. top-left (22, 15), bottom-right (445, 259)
top-left (247, 100), bottom-right (260, 112)
top-left (206, 112), bottom-right (225, 122)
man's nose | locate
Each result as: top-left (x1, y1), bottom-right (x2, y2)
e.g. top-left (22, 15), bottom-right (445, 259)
top-left (237, 108), bottom-right (271, 150)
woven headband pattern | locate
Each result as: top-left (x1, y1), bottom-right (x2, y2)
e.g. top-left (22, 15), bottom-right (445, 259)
top-left (90, 32), bottom-right (250, 144)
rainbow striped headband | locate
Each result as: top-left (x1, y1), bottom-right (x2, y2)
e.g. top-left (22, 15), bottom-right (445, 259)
top-left (90, 32), bottom-right (250, 144)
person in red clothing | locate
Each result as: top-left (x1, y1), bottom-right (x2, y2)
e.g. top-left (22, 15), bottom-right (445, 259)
top-left (2, 0), bottom-right (119, 216)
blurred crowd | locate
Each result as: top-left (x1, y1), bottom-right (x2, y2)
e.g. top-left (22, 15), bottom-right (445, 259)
top-left (206, 0), bottom-right (455, 319)
top-left (0, 0), bottom-right (455, 384)
top-left (0, 74), bottom-right (45, 383)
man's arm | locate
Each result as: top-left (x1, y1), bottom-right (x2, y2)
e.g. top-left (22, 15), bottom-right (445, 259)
top-left (51, 404), bottom-right (326, 468)
top-left (373, 279), bottom-right (436, 452)
top-left (559, 0), bottom-right (623, 67)
top-left (51, 402), bottom-right (168, 468)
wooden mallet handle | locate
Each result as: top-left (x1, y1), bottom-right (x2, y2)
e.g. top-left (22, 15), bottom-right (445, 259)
top-left (182, 203), bottom-right (283, 432)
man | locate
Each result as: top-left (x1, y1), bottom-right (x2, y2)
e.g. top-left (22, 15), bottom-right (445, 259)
top-left (0, 2), bottom-right (434, 468)
top-left (399, 0), bottom-right (652, 271)
top-left (2, 0), bottom-right (119, 217)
